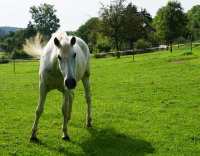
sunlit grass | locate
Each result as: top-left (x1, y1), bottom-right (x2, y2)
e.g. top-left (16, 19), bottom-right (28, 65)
top-left (1, 46), bottom-right (200, 155)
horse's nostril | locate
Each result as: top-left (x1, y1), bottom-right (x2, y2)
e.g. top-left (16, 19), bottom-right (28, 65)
top-left (65, 78), bottom-right (76, 89)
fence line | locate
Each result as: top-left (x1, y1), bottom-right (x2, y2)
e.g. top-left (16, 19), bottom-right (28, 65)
top-left (94, 46), bottom-right (168, 58)
top-left (94, 42), bottom-right (200, 58)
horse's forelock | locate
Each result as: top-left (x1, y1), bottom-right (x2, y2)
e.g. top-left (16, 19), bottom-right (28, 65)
top-left (54, 32), bottom-right (71, 52)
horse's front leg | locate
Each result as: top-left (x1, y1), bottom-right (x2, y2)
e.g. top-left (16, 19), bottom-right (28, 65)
top-left (62, 91), bottom-right (74, 140)
top-left (30, 82), bottom-right (47, 141)
top-left (82, 76), bottom-right (92, 127)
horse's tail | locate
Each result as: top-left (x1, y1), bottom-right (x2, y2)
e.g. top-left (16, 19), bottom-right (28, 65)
top-left (23, 33), bottom-right (44, 58)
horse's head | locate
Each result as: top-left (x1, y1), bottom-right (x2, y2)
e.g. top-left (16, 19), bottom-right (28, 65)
top-left (54, 35), bottom-right (77, 90)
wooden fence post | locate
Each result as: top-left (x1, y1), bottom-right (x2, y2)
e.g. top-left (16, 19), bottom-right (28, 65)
top-left (13, 50), bottom-right (15, 73)
top-left (116, 51), bottom-right (120, 59)
top-left (190, 35), bottom-right (193, 53)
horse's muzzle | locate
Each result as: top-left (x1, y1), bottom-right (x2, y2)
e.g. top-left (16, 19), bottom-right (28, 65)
top-left (65, 78), bottom-right (76, 89)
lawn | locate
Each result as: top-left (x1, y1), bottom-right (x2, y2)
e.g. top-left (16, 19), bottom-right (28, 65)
top-left (1, 46), bottom-right (200, 155)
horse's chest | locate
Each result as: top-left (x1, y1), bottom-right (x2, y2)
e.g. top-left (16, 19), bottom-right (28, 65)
top-left (44, 70), bottom-right (64, 91)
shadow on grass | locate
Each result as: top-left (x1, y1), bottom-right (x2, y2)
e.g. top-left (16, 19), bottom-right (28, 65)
top-left (37, 128), bottom-right (154, 156)
top-left (80, 128), bottom-right (155, 156)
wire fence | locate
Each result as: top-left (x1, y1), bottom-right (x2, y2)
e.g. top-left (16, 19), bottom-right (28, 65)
top-left (0, 41), bottom-right (200, 62)
top-left (94, 42), bottom-right (200, 59)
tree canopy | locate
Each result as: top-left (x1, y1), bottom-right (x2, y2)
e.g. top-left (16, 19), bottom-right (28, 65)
top-left (29, 3), bottom-right (60, 38)
top-left (153, 1), bottom-right (188, 51)
top-left (100, 0), bottom-right (125, 50)
top-left (122, 5), bottom-right (153, 48)
top-left (0, 1), bottom-right (199, 57)
top-left (100, 0), bottom-right (153, 50)
top-left (76, 17), bottom-right (103, 53)
top-left (187, 5), bottom-right (200, 40)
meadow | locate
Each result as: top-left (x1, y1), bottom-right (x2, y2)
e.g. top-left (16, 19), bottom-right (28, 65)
top-left (1, 46), bottom-right (200, 155)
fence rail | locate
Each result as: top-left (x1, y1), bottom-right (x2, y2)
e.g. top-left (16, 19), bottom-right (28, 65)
top-left (94, 46), bottom-right (168, 58)
top-left (94, 42), bottom-right (200, 58)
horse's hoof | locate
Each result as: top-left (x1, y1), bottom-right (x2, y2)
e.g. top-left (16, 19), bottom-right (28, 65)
top-left (30, 137), bottom-right (39, 143)
top-left (62, 135), bottom-right (70, 141)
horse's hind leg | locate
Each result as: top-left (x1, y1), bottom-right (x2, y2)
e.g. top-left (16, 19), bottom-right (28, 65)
top-left (82, 75), bottom-right (92, 127)
top-left (30, 82), bottom-right (47, 141)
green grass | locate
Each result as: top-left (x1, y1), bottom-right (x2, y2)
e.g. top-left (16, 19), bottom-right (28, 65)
top-left (1, 46), bottom-right (200, 155)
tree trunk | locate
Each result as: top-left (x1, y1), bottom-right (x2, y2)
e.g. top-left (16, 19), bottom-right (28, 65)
top-left (116, 51), bottom-right (120, 59)
top-left (166, 41), bottom-right (169, 51)
top-left (115, 37), bottom-right (119, 51)
top-left (170, 41), bottom-right (172, 53)
top-left (131, 40), bottom-right (135, 61)
top-left (129, 40), bottom-right (133, 49)
top-left (115, 37), bottom-right (120, 58)
top-left (190, 34), bottom-right (193, 53)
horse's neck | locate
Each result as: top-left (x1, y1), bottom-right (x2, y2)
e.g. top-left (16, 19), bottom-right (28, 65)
top-left (50, 51), bottom-right (59, 72)
top-left (43, 43), bottom-right (59, 73)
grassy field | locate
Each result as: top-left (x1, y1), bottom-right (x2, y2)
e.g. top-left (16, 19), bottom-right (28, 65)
top-left (1, 46), bottom-right (200, 155)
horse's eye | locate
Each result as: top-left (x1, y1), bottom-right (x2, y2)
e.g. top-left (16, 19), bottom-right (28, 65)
top-left (58, 55), bottom-right (61, 61)
top-left (73, 53), bottom-right (76, 58)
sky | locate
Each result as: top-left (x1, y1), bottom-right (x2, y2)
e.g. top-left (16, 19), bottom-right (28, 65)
top-left (0, 0), bottom-right (199, 31)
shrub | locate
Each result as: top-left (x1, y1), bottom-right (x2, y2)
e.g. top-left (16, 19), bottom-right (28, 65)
top-left (0, 57), bottom-right (9, 64)
top-left (135, 39), bottom-right (152, 50)
top-left (95, 34), bottom-right (111, 53)
top-left (96, 42), bottom-right (111, 53)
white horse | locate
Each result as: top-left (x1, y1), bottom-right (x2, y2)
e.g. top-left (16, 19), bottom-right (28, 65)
top-left (23, 31), bottom-right (92, 141)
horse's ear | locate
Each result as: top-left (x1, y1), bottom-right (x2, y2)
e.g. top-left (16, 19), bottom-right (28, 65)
top-left (70, 37), bottom-right (76, 46)
top-left (54, 37), bottom-right (61, 47)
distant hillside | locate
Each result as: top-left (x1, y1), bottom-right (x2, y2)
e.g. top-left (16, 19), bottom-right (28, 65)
top-left (0, 26), bottom-right (21, 37)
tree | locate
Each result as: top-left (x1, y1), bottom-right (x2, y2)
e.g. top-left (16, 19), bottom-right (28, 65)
top-left (24, 22), bottom-right (37, 39)
top-left (122, 4), bottom-right (153, 49)
top-left (153, 1), bottom-right (188, 52)
top-left (139, 9), bottom-right (154, 39)
top-left (100, 0), bottom-right (125, 50)
top-left (29, 3), bottom-right (60, 38)
top-left (121, 3), bottom-right (141, 48)
top-left (187, 5), bottom-right (200, 40)
top-left (100, 0), bottom-right (153, 50)
top-left (76, 17), bottom-right (103, 53)
top-left (0, 22), bottom-right (37, 56)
